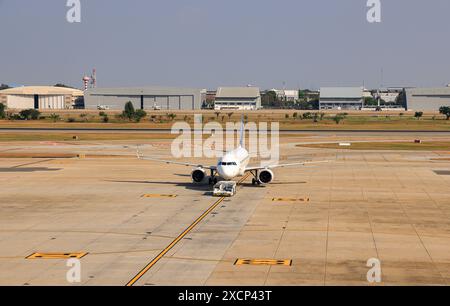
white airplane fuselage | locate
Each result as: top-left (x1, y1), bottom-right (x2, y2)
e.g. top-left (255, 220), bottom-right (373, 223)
top-left (216, 146), bottom-right (250, 180)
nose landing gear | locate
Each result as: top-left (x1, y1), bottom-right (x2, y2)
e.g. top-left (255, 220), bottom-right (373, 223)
top-left (209, 169), bottom-right (218, 185)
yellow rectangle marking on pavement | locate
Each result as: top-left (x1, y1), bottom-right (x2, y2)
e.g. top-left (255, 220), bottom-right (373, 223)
top-left (234, 259), bottom-right (292, 266)
top-left (272, 198), bottom-right (310, 203)
top-left (26, 252), bottom-right (88, 259)
top-left (141, 194), bottom-right (178, 198)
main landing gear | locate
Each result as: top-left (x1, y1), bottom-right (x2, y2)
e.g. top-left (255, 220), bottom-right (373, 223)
top-left (250, 170), bottom-right (261, 186)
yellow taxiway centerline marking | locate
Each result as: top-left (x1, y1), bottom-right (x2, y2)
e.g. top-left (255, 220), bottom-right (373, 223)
top-left (272, 197), bottom-right (310, 202)
top-left (126, 173), bottom-right (250, 286)
top-left (141, 194), bottom-right (178, 198)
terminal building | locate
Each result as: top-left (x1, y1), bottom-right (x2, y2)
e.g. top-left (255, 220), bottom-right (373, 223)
top-left (319, 87), bottom-right (364, 110)
top-left (0, 86), bottom-right (83, 110)
top-left (404, 87), bottom-right (450, 111)
top-left (214, 87), bottom-right (261, 110)
top-left (84, 87), bottom-right (205, 110)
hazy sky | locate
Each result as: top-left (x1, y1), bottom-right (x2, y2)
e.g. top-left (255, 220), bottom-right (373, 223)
top-left (0, 0), bottom-right (449, 90)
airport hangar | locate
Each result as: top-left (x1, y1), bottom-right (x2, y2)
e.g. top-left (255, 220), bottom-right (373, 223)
top-left (84, 87), bottom-right (206, 110)
top-left (319, 87), bottom-right (364, 110)
top-left (214, 87), bottom-right (262, 110)
top-left (404, 87), bottom-right (450, 111)
top-left (0, 86), bottom-right (84, 110)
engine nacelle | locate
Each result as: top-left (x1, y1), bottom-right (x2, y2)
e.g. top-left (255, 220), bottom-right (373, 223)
top-left (258, 169), bottom-right (274, 184)
top-left (191, 168), bottom-right (207, 183)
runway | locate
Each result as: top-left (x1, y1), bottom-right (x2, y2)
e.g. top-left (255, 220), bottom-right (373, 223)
top-left (1, 127), bottom-right (450, 135)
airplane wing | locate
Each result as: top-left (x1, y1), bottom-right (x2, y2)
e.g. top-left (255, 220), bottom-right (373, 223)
top-left (245, 160), bottom-right (329, 172)
top-left (136, 148), bottom-right (217, 170)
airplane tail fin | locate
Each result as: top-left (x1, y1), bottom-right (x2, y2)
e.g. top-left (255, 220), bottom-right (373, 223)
top-left (239, 114), bottom-right (245, 148)
top-left (136, 145), bottom-right (142, 159)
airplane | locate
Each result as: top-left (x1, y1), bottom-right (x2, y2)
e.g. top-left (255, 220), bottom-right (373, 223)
top-left (136, 117), bottom-right (329, 186)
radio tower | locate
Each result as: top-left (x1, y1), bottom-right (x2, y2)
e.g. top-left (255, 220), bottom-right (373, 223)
top-left (82, 68), bottom-right (97, 91)
top-left (91, 68), bottom-right (97, 88)
top-left (82, 75), bottom-right (91, 91)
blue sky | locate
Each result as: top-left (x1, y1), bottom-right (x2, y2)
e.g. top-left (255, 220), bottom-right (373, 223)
top-left (0, 0), bottom-right (449, 90)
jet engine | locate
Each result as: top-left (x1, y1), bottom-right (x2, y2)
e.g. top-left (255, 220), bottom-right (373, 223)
top-left (191, 168), bottom-right (207, 183)
top-left (258, 169), bottom-right (274, 184)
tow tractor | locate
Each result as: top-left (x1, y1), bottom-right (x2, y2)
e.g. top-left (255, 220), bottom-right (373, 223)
top-left (213, 181), bottom-right (237, 197)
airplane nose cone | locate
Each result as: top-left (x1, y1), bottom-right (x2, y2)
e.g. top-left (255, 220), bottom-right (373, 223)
top-left (225, 168), bottom-right (239, 180)
top-left (218, 167), bottom-right (238, 180)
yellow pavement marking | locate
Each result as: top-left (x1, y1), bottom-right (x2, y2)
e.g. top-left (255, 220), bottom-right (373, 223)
top-left (126, 173), bottom-right (250, 286)
top-left (272, 197), bottom-right (310, 202)
top-left (234, 259), bottom-right (292, 266)
top-left (141, 194), bottom-right (178, 198)
top-left (26, 252), bottom-right (88, 259)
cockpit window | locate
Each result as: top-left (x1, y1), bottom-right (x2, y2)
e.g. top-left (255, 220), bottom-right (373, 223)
top-left (220, 162), bottom-right (237, 166)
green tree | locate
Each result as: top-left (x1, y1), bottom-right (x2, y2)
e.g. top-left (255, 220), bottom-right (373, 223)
top-left (333, 115), bottom-right (345, 125)
top-left (123, 101), bottom-right (136, 121)
top-left (313, 113), bottom-right (319, 123)
top-left (302, 112), bottom-right (312, 120)
top-left (134, 109), bottom-right (147, 122)
top-left (439, 106), bottom-right (450, 120)
top-left (333, 115), bottom-right (344, 124)
top-left (49, 113), bottom-right (60, 122)
top-left (167, 113), bottom-right (177, 121)
top-left (19, 109), bottom-right (40, 120)
top-left (261, 90), bottom-right (278, 108)
top-left (364, 97), bottom-right (378, 106)
top-left (0, 103), bottom-right (6, 119)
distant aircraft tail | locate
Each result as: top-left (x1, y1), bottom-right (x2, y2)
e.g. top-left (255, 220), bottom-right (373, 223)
top-left (239, 114), bottom-right (245, 148)
top-left (136, 145), bottom-right (142, 159)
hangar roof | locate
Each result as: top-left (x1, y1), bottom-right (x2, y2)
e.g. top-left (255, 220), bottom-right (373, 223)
top-left (86, 86), bottom-right (202, 96)
top-left (216, 87), bottom-right (260, 98)
top-left (0, 86), bottom-right (83, 96)
top-left (320, 87), bottom-right (363, 98)
top-left (405, 87), bottom-right (450, 96)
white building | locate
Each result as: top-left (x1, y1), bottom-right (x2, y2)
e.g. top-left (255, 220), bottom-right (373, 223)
top-left (214, 87), bottom-right (261, 110)
top-left (0, 86), bottom-right (83, 110)
top-left (363, 89), bottom-right (373, 98)
top-left (376, 88), bottom-right (402, 103)
top-left (319, 87), bottom-right (364, 110)
top-left (271, 89), bottom-right (299, 101)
